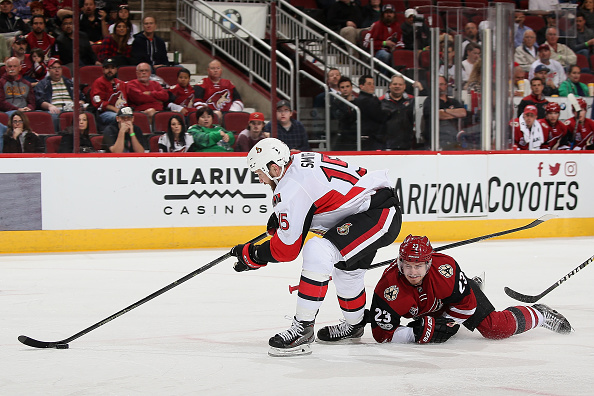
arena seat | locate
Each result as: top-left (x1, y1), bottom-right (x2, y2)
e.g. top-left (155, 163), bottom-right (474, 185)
top-left (155, 66), bottom-right (182, 87)
top-left (152, 111), bottom-right (179, 133)
top-left (26, 111), bottom-right (55, 135)
top-left (133, 112), bottom-right (152, 134)
top-left (91, 135), bottom-right (104, 151)
top-left (45, 135), bottom-right (62, 153)
top-left (222, 112), bottom-right (250, 134)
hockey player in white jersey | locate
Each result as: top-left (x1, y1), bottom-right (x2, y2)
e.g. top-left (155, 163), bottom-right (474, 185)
top-left (230, 138), bottom-right (402, 356)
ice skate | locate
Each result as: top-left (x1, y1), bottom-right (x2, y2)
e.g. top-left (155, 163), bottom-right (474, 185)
top-left (268, 316), bottom-right (315, 357)
top-left (317, 318), bottom-right (365, 343)
top-left (533, 304), bottom-right (573, 334)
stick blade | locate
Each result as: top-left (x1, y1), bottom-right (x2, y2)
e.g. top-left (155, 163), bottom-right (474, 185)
top-left (503, 287), bottom-right (540, 303)
top-left (535, 214), bottom-right (557, 224)
top-left (18, 335), bottom-right (57, 349)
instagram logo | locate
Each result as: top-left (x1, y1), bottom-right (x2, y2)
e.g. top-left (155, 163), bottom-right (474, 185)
top-left (565, 161), bottom-right (577, 177)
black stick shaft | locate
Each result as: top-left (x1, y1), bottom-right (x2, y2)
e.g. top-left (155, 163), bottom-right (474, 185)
top-left (19, 232), bottom-right (269, 348)
top-left (504, 254), bottom-right (594, 303)
top-left (368, 214), bottom-right (556, 271)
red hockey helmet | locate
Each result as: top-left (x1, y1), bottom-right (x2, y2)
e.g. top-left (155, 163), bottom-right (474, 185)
top-left (578, 98), bottom-right (587, 110)
top-left (399, 235), bottom-right (433, 263)
top-left (545, 102), bottom-right (561, 113)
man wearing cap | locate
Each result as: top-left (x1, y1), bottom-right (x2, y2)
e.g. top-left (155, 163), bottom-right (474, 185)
top-left (263, 100), bottom-right (310, 152)
top-left (235, 112), bottom-right (269, 152)
top-left (515, 30), bottom-right (539, 72)
top-left (401, 8), bottom-right (429, 51)
top-left (0, 0), bottom-right (29, 36)
top-left (538, 102), bottom-right (568, 149)
top-left (25, 15), bottom-right (54, 57)
top-left (559, 65), bottom-right (590, 97)
top-left (518, 77), bottom-right (549, 119)
top-left (193, 59), bottom-right (244, 120)
top-left (34, 58), bottom-right (78, 130)
top-left (363, 4), bottom-right (404, 68)
top-left (563, 97), bottom-right (594, 150)
top-left (528, 43), bottom-right (566, 88)
top-left (0, 56), bottom-right (34, 113)
top-left (512, 105), bottom-right (546, 150)
top-left (90, 57), bottom-right (129, 127)
top-left (533, 64), bottom-right (558, 96)
top-left (544, 27), bottom-right (576, 69)
top-left (102, 106), bottom-right (147, 153)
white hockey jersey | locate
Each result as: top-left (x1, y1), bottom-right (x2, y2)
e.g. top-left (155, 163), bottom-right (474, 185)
top-left (259, 152), bottom-right (392, 263)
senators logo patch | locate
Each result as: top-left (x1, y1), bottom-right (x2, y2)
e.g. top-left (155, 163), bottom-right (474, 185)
top-left (384, 285), bottom-right (399, 301)
top-left (337, 222), bottom-right (352, 235)
top-left (438, 264), bottom-right (454, 278)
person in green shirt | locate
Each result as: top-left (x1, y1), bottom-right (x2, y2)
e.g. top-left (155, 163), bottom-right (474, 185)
top-left (559, 65), bottom-right (590, 97)
top-left (188, 106), bottom-right (235, 152)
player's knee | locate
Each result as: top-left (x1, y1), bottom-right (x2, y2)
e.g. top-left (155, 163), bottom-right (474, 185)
top-left (302, 238), bottom-right (341, 274)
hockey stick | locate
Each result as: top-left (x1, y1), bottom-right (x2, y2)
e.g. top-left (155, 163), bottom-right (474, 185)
top-left (367, 214), bottom-right (556, 271)
top-left (288, 215), bottom-right (556, 293)
top-left (504, 253), bottom-right (594, 303)
top-left (18, 232), bottom-right (269, 349)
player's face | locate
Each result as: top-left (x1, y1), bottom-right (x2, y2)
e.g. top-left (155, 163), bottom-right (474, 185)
top-left (255, 168), bottom-right (278, 190)
top-left (399, 259), bottom-right (428, 286)
top-left (576, 109), bottom-right (586, 122)
top-left (546, 111), bottom-right (559, 124)
top-left (523, 112), bottom-right (536, 126)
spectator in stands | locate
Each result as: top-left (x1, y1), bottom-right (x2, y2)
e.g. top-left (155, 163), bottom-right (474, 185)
top-left (465, 58), bottom-right (482, 93)
top-left (566, 12), bottom-right (594, 60)
top-left (58, 112), bottom-right (95, 153)
top-left (539, 102), bottom-right (568, 150)
top-left (167, 68), bottom-right (196, 117)
top-left (533, 64), bottom-right (559, 96)
top-left (80, 0), bottom-right (105, 43)
top-left (517, 77), bottom-right (549, 119)
top-left (263, 100), bottom-right (310, 152)
top-left (0, 0), bottom-right (29, 36)
top-left (353, 74), bottom-right (388, 150)
top-left (22, 48), bottom-right (45, 85)
top-left (54, 14), bottom-right (101, 73)
top-left (515, 29), bottom-right (539, 72)
top-left (90, 57), bottom-right (129, 127)
top-left (536, 12), bottom-right (556, 45)
top-left (102, 106), bottom-right (147, 153)
top-left (127, 62), bottom-right (169, 122)
top-left (363, 4), bottom-right (403, 69)
top-left (422, 75), bottom-right (467, 150)
top-left (97, 19), bottom-right (132, 65)
top-left (439, 37), bottom-right (456, 89)
top-left (514, 11), bottom-right (533, 48)
top-left (235, 112), bottom-right (269, 152)
top-left (194, 59), bottom-right (244, 121)
top-left (43, 0), bottom-right (73, 19)
top-left (130, 15), bottom-right (169, 70)
top-left (34, 58), bottom-right (79, 130)
top-left (10, 32), bottom-right (26, 59)
top-left (545, 27), bottom-right (576, 70)
top-left (529, 44), bottom-right (566, 88)
top-left (158, 114), bottom-right (194, 152)
top-left (0, 56), bottom-right (35, 114)
top-left (514, 65), bottom-right (527, 97)
top-left (25, 15), bottom-right (54, 58)
top-left (401, 8), bottom-right (429, 51)
top-left (330, 75), bottom-right (358, 150)
top-left (461, 42), bottom-right (481, 85)
top-left (461, 22), bottom-right (481, 54)
top-left (327, 0), bottom-right (361, 34)
top-left (188, 106), bottom-right (235, 152)
top-left (340, 0), bottom-right (381, 51)
top-left (512, 104), bottom-right (546, 150)
top-left (12, 0), bottom-right (32, 22)
top-left (2, 110), bottom-right (43, 153)
top-left (580, 0), bottom-right (594, 30)
top-left (559, 65), bottom-right (590, 97)
top-left (563, 97), bottom-right (594, 150)
top-left (313, 67), bottom-right (341, 108)
top-left (29, 1), bottom-right (58, 37)
top-left (380, 75), bottom-right (415, 150)
top-left (107, 5), bottom-right (138, 45)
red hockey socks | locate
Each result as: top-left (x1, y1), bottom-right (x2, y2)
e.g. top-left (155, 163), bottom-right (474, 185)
top-left (477, 306), bottom-right (543, 339)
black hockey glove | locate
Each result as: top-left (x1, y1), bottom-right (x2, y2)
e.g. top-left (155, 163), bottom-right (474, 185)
top-left (230, 243), bottom-right (268, 272)
top-left (267, 213), bottom-right (279, 236)
top-left (408, 316), bottom-right (460, 344)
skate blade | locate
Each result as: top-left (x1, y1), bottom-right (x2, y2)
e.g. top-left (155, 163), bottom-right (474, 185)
top-left (316, 337), bottom-right (363, 345)
top-left (268, 344), bottom-right (312, 357)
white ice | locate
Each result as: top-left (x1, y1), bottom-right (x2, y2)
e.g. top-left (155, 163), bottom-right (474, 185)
top-left (2, 237), bottom-right (593, 395)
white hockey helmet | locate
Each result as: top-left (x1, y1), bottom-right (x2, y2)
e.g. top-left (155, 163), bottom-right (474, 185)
top-left (247, 138), bottom-right (291, 183)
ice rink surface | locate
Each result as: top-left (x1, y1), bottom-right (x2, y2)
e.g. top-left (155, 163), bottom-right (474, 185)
top-left (2, 237), bottom-right (593, 395)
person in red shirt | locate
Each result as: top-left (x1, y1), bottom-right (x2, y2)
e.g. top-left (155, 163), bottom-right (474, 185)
top-left (25, 15), bottom-right (55, 58)
top-left (90, 58), bottom-right (128, 127)
top-left (193, 59), bottom-right (244, 122)
top-left (512, 104), bottom-right (547, 150)
top-left (538, 102), bottom-right (568, 149)
top-left (127, 62), bottom-right (169, 122)
top-left (167, 68), bottom-right (195, 117)
top-left (563, 98), bottom-right (594, 150)
top-left (369, 235), bottom-right (572, 345)
top-left (363, 4), bottom-right (403, 69)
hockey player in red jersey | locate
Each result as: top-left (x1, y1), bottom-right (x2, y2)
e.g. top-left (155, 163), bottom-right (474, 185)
top-left (562, 98), bottom-right (594, 150)
top-left (512, 105), bottom-right (547, 150)
top-left (370, 235), bottom-right (572, 344)
top-left (231, 138), bottom-right (402, 356)
top-left (538, 102), bottom-right (568, 150)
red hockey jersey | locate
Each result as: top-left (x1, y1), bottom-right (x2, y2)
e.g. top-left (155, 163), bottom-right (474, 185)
top-left (538, 119), bottom-right (568, 150)
top-left (563, 117), bottom-right (594, 150)
top-left (90, 76), bottom-right (128, 113)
